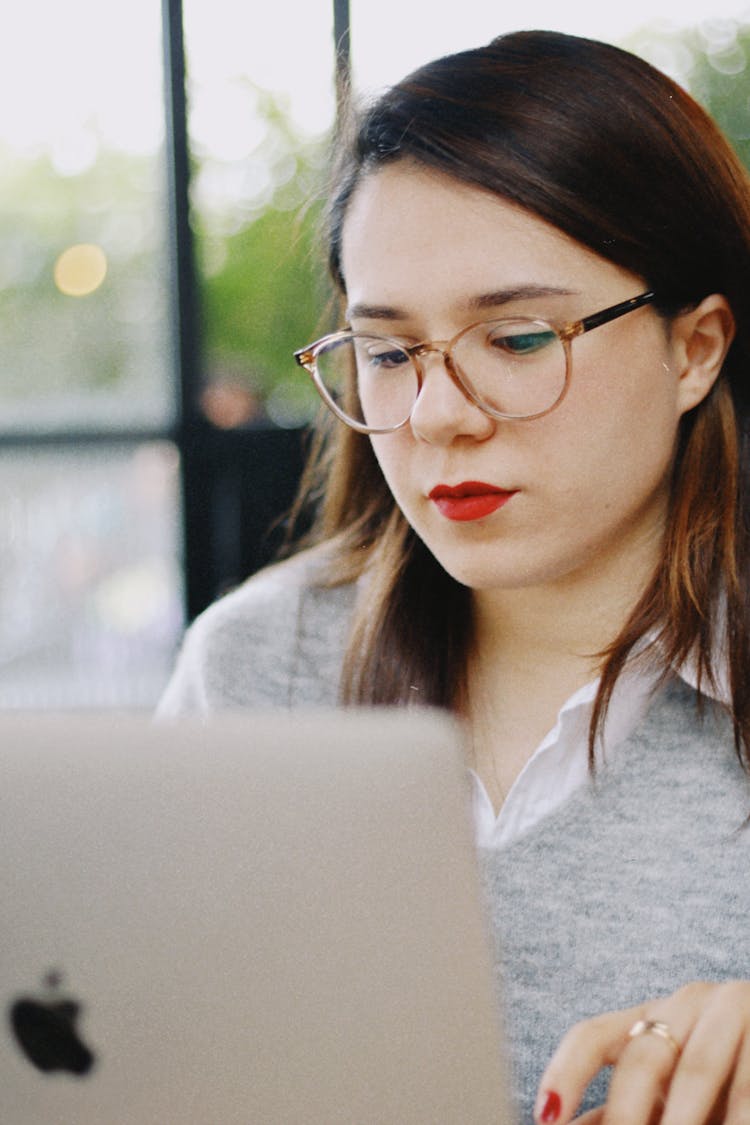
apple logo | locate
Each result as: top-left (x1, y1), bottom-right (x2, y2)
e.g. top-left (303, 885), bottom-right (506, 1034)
top-left (8, 970), bottom-right (96, 1076)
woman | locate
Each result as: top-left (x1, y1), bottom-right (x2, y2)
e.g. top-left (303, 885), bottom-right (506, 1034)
top-left (160, 30), bottom-right (750, 1124)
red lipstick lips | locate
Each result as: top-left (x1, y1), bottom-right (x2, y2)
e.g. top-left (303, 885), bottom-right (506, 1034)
top-left (428, 481), bottom-right (517, 522)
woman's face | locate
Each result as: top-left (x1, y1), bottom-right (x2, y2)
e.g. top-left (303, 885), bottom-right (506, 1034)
top-left (339, 162), bottom-right (704, 598)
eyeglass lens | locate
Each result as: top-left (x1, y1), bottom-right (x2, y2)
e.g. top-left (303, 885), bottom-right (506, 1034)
top-left (313, 320), bottom-right (567, 430)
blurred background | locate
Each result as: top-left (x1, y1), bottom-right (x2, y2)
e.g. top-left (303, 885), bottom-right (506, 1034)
top-left (2, 0), bottom-right (750, 709)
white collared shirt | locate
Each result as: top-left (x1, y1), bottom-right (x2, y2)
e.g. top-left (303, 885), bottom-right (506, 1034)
top-left (470, 656), bottom-right (726, 849)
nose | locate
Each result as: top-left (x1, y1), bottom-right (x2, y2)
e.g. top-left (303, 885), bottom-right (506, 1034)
top-left (408, 349), bottom-right (496, 445)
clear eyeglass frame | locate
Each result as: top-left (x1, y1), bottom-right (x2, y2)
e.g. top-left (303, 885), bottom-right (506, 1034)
top-left (294, 290), bottom-right (656, 434)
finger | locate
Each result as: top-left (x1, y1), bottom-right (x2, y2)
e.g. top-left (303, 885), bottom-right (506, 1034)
top-left (573, 1108), bottom-right (665, 1125)
top-left (659, 986), bottom-right (748, 1125)
top-left (571, 1109), bottom-right (605, 1124)
top-left (602, 1019), bottom-right (686, 1125)
top-left (723, 1005), bottom-right (750, 1123)
top-left (597, 985), bottom-right (718, 1125)
top-left (535, 1004), bottom-right (645, 1123)
top-left (536, 985), bottom-right (716, 1125)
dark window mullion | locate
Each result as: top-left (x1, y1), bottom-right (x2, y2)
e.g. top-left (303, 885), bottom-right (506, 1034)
top-left (333, 0), bottom-right (352, 113)
top-left (0, 431), bottom-right (171, 449)
top-left (160, 0), bottom-right (352, 623)
top-left (161, 0), bottom-right (213, 622)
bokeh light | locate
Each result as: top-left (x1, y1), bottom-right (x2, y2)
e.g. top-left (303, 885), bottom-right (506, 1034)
top-left (53, 243), bottom-right (108, 297)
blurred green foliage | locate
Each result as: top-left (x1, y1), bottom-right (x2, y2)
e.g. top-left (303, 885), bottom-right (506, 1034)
top-left (8, 22), bottom-right (750, 432)
top-left (199, 23), bottom-right (750, 425)
top-left (0, 144), bottom-right (168, 428)
top-left (689, 29), bottom-right (750, 170)
top-left (194, 87), bottom-right (333, 427)
top-left (627, 18), bottom-right (750, 168)
top-left (197, 197), bottom-right (330, 426)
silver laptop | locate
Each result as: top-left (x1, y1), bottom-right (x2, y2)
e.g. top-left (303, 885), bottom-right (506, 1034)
top-left (0, 709), bottom-right (513, 1123)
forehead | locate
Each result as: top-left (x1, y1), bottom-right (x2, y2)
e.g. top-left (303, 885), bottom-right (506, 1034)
top-left (340, 162), bottom-right (631, 316)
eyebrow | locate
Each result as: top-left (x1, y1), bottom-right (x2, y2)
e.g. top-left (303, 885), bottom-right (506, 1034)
top-left (346, 285), bottom-right (578, 322)
top-left (470, 284), bottom-right (578, 312)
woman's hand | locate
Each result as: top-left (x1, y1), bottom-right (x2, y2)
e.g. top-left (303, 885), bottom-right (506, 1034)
top-left (534, 981), bottom-right (750, 1124)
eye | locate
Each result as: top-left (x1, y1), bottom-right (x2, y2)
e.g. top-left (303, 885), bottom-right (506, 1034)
top-left (487, 326), bottom-right (557, 356)
top-left (357, 341), bottom-right (411, 370)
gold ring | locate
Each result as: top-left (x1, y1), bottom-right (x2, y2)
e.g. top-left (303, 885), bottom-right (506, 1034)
top-left (628, 1018), bottom-right (681, 1057)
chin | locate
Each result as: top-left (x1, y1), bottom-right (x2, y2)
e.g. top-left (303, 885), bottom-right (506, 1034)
top-left (422, 537), bottom-right (564, 593)
top-left (425, 550), bottom-right (526, 592)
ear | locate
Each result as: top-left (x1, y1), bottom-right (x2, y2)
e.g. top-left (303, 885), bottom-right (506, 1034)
top-left (670, 294), bottom-right (735, 416)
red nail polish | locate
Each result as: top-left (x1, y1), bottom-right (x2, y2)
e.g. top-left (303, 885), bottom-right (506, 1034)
top-left (540, 1090), bottom-right (562, 1123)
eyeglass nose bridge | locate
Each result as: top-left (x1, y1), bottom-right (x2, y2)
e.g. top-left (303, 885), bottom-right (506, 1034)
top-left (408, 339), bottom-right (464, 388)
top-left (409, 340), bottom-right (453, 363)
top-left (407, 339), bottom-right (486, 414)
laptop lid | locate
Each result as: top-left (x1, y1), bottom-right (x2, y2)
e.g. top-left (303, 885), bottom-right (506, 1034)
top-left (0, 709), bottom-right (512, 1123)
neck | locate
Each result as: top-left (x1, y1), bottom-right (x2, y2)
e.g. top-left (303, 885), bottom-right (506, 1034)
top-left (471, 529), bottom-right (661, 674)
top-left (464, 544), bottom-right (660, 807)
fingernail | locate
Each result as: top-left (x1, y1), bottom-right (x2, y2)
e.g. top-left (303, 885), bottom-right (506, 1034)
top-left (539, 1090), bottom-right (562, 1123)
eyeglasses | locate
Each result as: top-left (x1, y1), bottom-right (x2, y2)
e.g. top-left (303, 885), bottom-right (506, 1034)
top-left (294, 290), bottom-right (656, 434)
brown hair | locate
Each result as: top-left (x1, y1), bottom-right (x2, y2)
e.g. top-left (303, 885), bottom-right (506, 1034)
top-left (298, 30), bottom-right (750, 763)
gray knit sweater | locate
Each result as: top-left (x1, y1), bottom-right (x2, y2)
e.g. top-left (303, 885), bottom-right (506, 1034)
top-left (159, 551), bottom-right (750, 1121)
top-left (481, 677), bottom-right (750, 1115)
top-left (157, 552), bottom-right (353, 714)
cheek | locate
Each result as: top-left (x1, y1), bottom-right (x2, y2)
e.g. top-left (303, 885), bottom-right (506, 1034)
top-left (520, 352), bottom-right (683, 531)
top-left (555, 334), bottom-right (682, 455)
top-left (369, 434), bottom-right (408, 490)
top-left (368, 433), bottom-right (426, 526)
